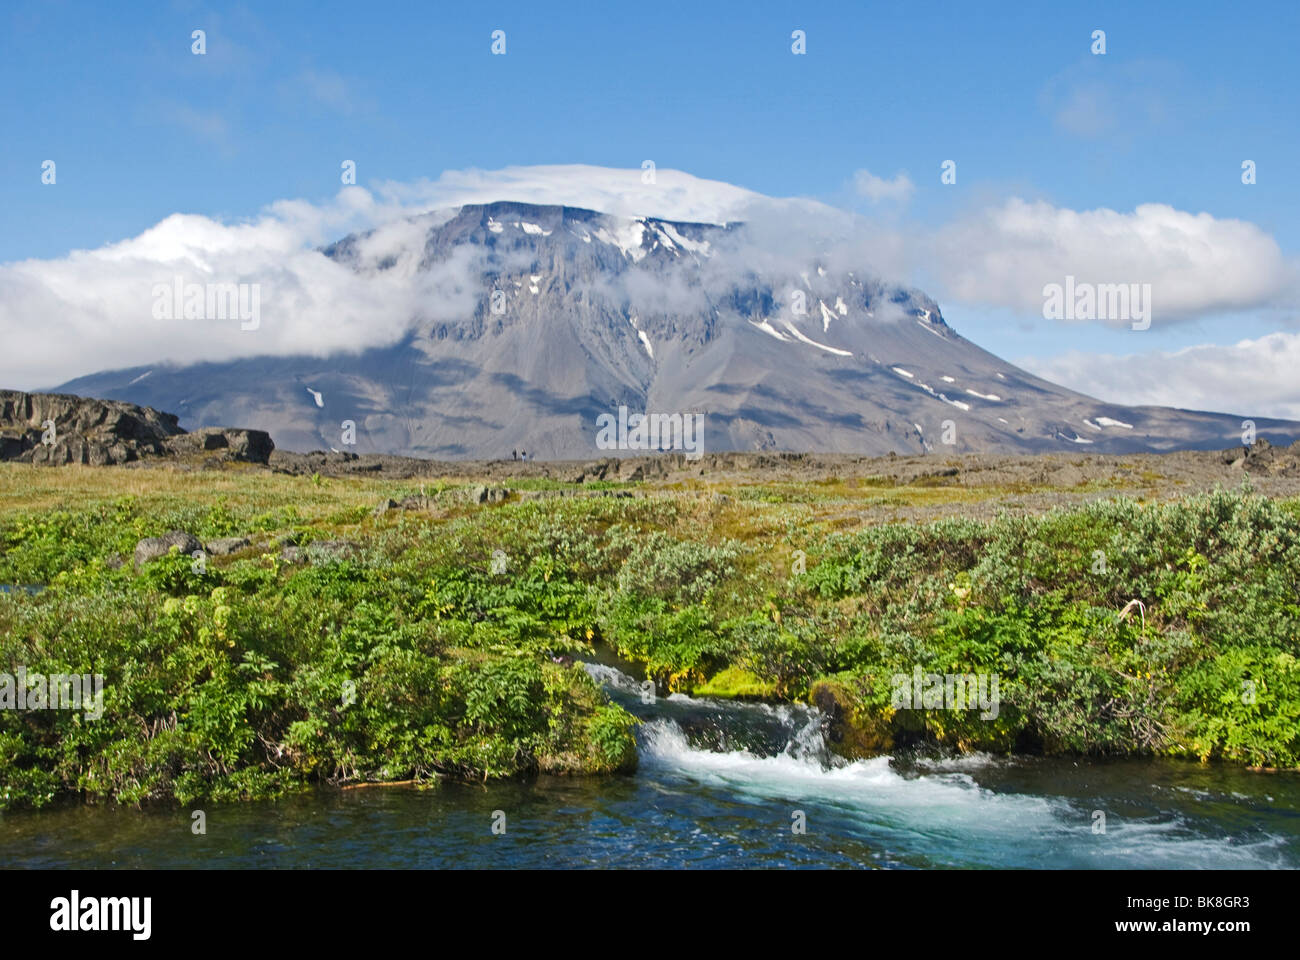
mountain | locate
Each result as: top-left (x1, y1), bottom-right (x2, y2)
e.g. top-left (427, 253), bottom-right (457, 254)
top-left (56, 200), bottom-right (1300, 459)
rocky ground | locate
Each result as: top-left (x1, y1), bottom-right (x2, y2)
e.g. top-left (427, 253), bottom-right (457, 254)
top-left (262, 439), bottom-right (1300, 526)
top-left (6, 390), bottom-right (1300, 522)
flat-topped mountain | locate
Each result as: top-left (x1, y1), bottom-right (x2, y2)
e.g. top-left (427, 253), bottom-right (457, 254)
top-left (56, 200), bottom-right (1300, 459)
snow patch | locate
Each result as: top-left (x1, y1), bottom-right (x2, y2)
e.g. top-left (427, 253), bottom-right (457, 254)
top-left (782, 320), bottom-right (853, 356)
top-left (594, 220), bottom-right (647, 261)
top-left (965, 389), bottom-right (1002, 402)
top-left (941, 375), bottom-right (956, 383)
top-left (834, 296), bottom-right (847, 316)
top-left (127, 370), bottom-right (152, 386)
top-left (1095, 416), bottom-right (1134, 429)
top-left (637, 330), bottom-right (654, 358)
top-left (893, 367), bottom-right (914, 378)
top-left (819, 300), bottom-right (836, 332)
top-left (658, 223), bottom-right (711, 257)
top-left (486, 217), bottom-right (504, 234)
top-left (306, 387), bottom-right (324, 408)
top-left (749, 318), bottom-right (792, 342)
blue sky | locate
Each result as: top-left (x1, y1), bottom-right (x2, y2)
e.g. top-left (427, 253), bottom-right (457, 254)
top-left (2, 0), bottom-right (1298, 411)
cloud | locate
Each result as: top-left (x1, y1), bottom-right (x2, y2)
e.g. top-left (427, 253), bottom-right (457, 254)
top-left (1020, 332), bottom-right (1300, 420)
top-left (931, 199), bottom-right (1295, 324)
top-left (162, 102), bottom-right (230, 144)
top-left (0, 167), bottom-right (844, 389)
top-left (0, 196), bottom-right (483, 390)
top-left (1038, 60), bottom-right (1183, 140)
top-left (1, 163), bottom-right (1295, 394)
top-left (280, 68), bottom-right (371, 116)
top-left (852, 169), bottom-right (914, 204)
top-left (372, 165), bottom-right (775, 225)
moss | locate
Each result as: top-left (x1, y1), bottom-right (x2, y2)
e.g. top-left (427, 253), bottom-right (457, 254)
top-left (808, 679), bottom-right (895, 759)
top-left (694, 666), bottom-right (777, 700)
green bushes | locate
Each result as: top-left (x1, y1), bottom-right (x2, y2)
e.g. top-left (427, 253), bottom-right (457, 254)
top-left (0, 526), bottom-right (636, 809)
top-left (792, 490), bottom-right (1300, 766)
top-left (1, 477), bottom-right (1298, 812)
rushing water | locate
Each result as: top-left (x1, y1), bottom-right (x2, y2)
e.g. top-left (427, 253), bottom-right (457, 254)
top-left (2, 660), bottom-right (1297, 869)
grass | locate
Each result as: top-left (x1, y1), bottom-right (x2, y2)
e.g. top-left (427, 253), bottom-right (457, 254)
top-left (1, 459), bottom-right (1298, 811)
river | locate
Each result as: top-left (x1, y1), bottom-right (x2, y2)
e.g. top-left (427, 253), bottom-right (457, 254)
top-left (1, 661), bottom-right (1296, 869)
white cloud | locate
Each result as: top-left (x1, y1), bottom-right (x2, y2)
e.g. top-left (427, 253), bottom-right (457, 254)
top-left (852, 169), bottom-right (914, 204)
top-left (0, 200), bottom-right (483, 390)
top-left (164, 102), bottom-right (230, 144)
top-left (931, 199), bottom-right (1295, 324)
top-left (1, 163), bottom-right (1296, 396)
top-left (280, 69), bottom-right (372, 116)
top-left (1039, 60), bottom-right (1183, 140)
top-left (374, 164), bottom-right (773, 225)
top-left (0, 167), bottom-right (830, 389)
top-left (1021, 332), bottom-right (1300, 419)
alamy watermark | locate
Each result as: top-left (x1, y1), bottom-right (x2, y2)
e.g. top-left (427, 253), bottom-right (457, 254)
top-left (151, 276), bottom-right (261, 330)
top-left (50, 890), bottom-right (150, 940)
top-left (1042, 276), bottom-right (1151, 330)
top-left (891, 666), bottom-right (1000, 720)
top-left (1, 668), bottom-right (104, 720)
top-left (595, 405), bottom-right (704, 460)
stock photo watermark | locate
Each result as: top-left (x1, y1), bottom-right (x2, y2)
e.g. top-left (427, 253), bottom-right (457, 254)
top-left (595, 406), bottom-right (705, 459)
top-left (0, 669), bottom-right (104, 720)
top-left (152, 276), bottom-right (261, 330)
top-left (891, 666), bottom-right (1001, 720)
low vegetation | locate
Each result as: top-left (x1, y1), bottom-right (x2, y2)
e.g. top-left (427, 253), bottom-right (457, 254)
top-left (1, 462), bottom-right (1297, 810)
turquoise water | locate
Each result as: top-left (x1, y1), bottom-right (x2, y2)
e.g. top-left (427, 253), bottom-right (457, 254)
top-left (2, 662), bottom-right (1296, 869)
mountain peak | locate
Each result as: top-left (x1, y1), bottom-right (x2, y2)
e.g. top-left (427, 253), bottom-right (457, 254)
top-left (57, 194), bottom-right (1300, 460)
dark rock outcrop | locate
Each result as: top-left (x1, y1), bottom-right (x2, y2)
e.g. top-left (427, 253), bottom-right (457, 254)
top-left (163, 427), bottom-right (274, 463)
top-left (0, 390), bottom-right (273, 466)
top-left (1221, 438), bottom-right (1300, 477)
top-left (0, 390), bottom-right (182, 465)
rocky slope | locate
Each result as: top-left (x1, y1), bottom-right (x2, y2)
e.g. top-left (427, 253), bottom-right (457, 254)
top-left (56, 201), bottom-right (1300, 459)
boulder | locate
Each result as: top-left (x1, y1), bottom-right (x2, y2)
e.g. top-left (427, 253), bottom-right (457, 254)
top-left (134, 531), bottom-right (203, 567)
top-left (162, 427), bottom-right (274, 464)
top-left (306, 540), bottom-right (359, 562)
top-left (206, 536), bottom-right (251, 556)
top-left (808, 680), bottom-right (895, 760)
top-left (280, 540), bottom-right (358, 564)
top-left (467, 485), bottom-right (510, 504)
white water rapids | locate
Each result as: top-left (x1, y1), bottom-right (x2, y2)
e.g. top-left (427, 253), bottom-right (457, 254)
top-left (582, 661), bottom-right (1297, 869)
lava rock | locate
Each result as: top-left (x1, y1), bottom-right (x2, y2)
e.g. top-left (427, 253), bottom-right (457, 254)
top-left (134, 530), bottom-right (203, 567)
top-left (206, 536), bottom-right (251, 556)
